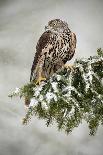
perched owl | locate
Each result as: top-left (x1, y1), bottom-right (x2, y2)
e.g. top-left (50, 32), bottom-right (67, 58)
top-left (30, 19), bottom-right (77, 84)
top-left (25, 19), bottom-right (76, 106)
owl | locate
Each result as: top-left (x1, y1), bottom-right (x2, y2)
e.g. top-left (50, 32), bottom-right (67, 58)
top-left (30, 19), bottom-right (77, 85)
top-left (25, 19), bottom-right (77, 106)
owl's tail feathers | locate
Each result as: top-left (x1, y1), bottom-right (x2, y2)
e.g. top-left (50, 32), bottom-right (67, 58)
top-left (30, 72), bottom-right (34, 82)
top-left (30, 55), bottom-right (37, 82)
top-left (30, 63), bottom-right (35, 82)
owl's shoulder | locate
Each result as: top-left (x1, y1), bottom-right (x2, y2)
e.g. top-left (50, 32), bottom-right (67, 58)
top-left (36, 30), bottom-right (54, 52)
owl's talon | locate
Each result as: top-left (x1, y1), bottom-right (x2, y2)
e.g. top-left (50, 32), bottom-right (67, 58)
top-left (64, 64), bottom-right (74, 71)
top-left (36, 76), bottom-right (46, 85)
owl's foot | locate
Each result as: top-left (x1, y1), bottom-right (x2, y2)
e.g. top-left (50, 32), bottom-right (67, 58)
top-left (64, 64), bottom-right (74, 71)
top-left (36, 76), bottom-right (46, 85)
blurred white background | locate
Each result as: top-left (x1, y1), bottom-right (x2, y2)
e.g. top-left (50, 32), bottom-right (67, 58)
top-left (0, 0), bottom-right (103, 155)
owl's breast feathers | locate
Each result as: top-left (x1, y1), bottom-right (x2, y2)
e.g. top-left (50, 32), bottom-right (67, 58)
top-left (30, 30), bottom-right (77, 82)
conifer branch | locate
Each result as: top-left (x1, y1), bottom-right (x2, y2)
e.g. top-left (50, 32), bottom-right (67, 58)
top-left (9, 48), bottom-right (103, 135)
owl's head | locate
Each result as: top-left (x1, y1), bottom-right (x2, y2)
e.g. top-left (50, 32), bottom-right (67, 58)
top-left (45, 19), bottom-right (69, 33)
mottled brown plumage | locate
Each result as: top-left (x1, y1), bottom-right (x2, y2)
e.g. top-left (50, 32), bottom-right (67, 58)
top-left (25, 19), bottom-right (77, 106)
top-left (30, 30), bottom-right (52, 81)
top-left (30, 19), bottom-right (77, 84)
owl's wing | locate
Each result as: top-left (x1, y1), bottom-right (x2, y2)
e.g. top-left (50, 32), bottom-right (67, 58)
top-left (71, 32), bottom-right (77, 49)
top-left (30, 30), bottom-right (52, 82)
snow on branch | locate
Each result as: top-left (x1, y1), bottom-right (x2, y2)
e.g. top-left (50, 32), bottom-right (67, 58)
top-left (9, 48), bottom-right (103, 135)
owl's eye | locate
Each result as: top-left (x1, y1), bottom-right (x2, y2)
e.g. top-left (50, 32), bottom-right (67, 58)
top-left (53, 23), bottom-right (56, 26)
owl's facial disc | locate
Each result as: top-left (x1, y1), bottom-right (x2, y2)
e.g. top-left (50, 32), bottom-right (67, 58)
top-left (45, 19), bottom-right (68, 32)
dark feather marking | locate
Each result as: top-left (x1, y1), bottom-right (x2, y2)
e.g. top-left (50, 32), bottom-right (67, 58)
top-left (49, 48), bottom-right (53, 54)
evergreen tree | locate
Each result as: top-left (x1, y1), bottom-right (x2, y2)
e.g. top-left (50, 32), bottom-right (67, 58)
top-left (9, 48), bottom-right (103, 135)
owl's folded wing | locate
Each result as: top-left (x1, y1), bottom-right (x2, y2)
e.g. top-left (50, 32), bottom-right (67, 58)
top-left (30, 30), bottom-right (52, 82)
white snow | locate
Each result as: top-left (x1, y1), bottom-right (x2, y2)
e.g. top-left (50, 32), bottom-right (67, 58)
top-left (51, 82), bottom-right (58, 92)
top-left (46, 92), bottom-right (57, 103)
top-left (56, 75), bottom-right (62, 81)
top-left (14, 87), bottom-right (20, 94)
top-left (39, 95), bottom-right (44, 101)
top-left (33, 84), bottom-right (44, 97)
top-left (78, 63), bottom-right (92, 92)
top-left (29, 98), bottom-right (38, 107)
top-left (64, 86), bottom-right (81, 98)
top-left (63, 107), bottom-right (75, 117)
top-left (87, 62), bottom-right (93, 84)
top-left (69, 107), bottom-right (75, 116)
top-left (42, 101), bottom-right (48, 109)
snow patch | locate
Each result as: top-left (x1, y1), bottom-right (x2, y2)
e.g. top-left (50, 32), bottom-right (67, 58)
top-left (14, 87), bottom-right (20, 94)
top-left (39, 95), bottom-right (44, 101)
top-left (29, 98), bottom-right (38, 107)
top-left (51, 82), bottom-right (58, 92)
top-left (46, 92), bottom-right (57, 103)
top-left (42, 101), bottom-right (48, 109)
top-left (56, 75), bottom-right (61, 81)
top-left (33, 84), bottom-right (43, 97)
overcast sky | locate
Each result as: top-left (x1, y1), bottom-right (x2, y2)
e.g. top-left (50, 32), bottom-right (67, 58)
top-left (0, 0), bottom-right (103, 155)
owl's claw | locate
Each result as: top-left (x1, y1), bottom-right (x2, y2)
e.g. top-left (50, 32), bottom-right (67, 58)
top-left (64, 64), bottom-right (74, 71)
top-left (36, 76), bottom-right (46, 85)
